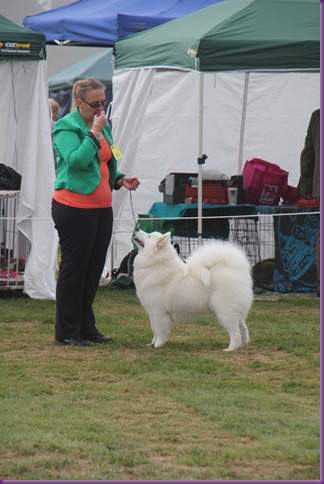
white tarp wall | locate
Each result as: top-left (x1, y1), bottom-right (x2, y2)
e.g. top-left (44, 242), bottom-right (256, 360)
top-left (108, 68), bottom-right (320, 268)
top-left (0, 60), bottom-right (58, 299)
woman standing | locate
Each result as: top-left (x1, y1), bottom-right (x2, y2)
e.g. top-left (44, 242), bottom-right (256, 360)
top-left (52, 78), bottom-right (140, 346)
top-left (299, 108), bottom-right (320, 296)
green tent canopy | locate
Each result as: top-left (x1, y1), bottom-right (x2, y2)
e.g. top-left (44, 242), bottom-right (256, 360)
top-left (114, 0), bottom-right (319, 72)
top-left (48, 49), bottom-right (113, 91)
top-left (0, 15), bottom-right (46, 61)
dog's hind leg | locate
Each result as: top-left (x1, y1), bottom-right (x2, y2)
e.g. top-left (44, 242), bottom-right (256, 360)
top-left (239, 320), bottom-right (249, 347)
top-left (222, 323), bottom-right (242, 352)
top-left (210, 299), bottom-right (242, 351)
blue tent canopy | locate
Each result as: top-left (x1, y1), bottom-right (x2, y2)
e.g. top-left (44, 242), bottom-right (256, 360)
top-left (23, 0), bottom-right (223, 46)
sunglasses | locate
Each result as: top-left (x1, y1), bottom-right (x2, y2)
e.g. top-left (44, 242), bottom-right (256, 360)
top-left (81, 98), bottom-right (108, 109)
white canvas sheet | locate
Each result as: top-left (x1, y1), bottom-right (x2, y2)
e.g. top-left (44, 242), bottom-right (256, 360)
top-left (110, 68), bottom-right (320, 268)
top-left (0, 60), bottom-right (58, 299)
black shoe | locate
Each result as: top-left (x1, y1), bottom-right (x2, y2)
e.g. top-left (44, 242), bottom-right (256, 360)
top-left (53, 338), bottom-right (91, 347)
top-left (86, 334), bottom-right (114, 344)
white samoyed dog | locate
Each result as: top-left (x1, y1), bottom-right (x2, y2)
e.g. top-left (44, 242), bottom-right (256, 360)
top-left (132, 229), bottom-right (253, 351)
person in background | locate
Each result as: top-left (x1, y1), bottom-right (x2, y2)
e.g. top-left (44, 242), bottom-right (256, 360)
top-left (299, 108), bottom-right (320, 296)
top-left (51, 78), bottom-right (140, 346)
top-left (49, 98), bottom-right (61, 170)
top-left (49, 97), bottom-right (61, 128)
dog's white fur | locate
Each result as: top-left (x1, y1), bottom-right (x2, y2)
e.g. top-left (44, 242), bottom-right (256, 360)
top-left (133, 230), bottom-right (253, 351)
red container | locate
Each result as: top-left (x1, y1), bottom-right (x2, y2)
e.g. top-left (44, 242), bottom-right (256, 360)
top-left (242, 158), bottom-right (288, 205)
top-left (184, 182), bottom-right (228, 204)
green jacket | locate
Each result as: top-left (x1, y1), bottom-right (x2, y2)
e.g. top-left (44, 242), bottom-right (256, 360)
top-left (53, 108), bottom-right (124, 194)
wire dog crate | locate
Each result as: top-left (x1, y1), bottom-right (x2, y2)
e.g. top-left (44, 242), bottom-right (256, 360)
top-left (0, 191), bottom-right (30, 290)
top-left (171, 216), bottom-right (267, 266)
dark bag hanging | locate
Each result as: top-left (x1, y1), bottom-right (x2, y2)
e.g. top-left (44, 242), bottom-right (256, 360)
top-left (0, 164), bottom-right (22, 190)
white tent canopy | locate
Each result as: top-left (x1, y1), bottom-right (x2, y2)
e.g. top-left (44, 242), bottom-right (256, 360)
top-left (0, 58), bottom-right (58, 299)
top-left (109, 68), bottom-right (320, 266)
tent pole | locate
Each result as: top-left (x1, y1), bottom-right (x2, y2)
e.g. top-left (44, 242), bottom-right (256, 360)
top-left (197, 71), bottom-right (207, 245)
top-left (238, 72), bottom-right (250, 174)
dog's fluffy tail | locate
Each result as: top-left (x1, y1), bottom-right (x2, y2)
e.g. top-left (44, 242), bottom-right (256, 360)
top-left (186, 240), bottom-right (251, 287)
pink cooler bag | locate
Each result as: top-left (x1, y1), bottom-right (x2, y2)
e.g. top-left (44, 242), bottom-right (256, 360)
top-left (242, 158), bottom-right (288, 205)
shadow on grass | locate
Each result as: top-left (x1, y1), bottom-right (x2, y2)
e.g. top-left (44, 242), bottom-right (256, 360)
top-left (0, 289), bottom-right (30, 299)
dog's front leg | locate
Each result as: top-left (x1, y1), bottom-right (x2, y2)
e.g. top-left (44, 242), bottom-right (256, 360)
top-left (150, 312), bottom-right (172, 348)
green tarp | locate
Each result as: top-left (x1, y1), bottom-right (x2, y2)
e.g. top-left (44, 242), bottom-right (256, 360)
top-left (48, 49), bottom-right (113, 90)
top-left (114, 0), bottom-right (319, 72)
top-left (0, 15), bottom-right (46, 61)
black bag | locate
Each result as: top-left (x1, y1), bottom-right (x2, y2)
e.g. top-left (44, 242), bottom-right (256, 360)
top-left (108, 250), bottom-right (138, 289)
top-left (0, 164), bottom-right (22, 190)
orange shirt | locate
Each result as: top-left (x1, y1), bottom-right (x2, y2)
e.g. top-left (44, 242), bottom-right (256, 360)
top-left (53, 137), bottom-right (113, 208)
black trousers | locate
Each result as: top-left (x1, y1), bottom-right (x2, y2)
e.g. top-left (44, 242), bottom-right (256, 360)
top-left (52, 200), bottom-right (113, 341)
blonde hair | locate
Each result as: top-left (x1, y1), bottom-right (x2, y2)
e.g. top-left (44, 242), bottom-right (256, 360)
top-left (72, 78), bottom-right (106, 111)
top-left (48, 97), bottom-right (61, 121)
top-left (49, 97), bottom-right (60, 111)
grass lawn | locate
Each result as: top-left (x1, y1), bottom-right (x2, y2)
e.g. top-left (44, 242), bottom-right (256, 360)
top-left (0, 288), bottom-right (320, 481)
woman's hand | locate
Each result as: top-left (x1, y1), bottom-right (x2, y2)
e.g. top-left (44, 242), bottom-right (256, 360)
top-left (121, 177), bottom-right (140, 191)
top-left (92, 111), bottom-right (107, 132)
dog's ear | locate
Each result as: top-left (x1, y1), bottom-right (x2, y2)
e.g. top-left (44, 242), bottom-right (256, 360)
top-left (156, 232), bottom-right (171, 250)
